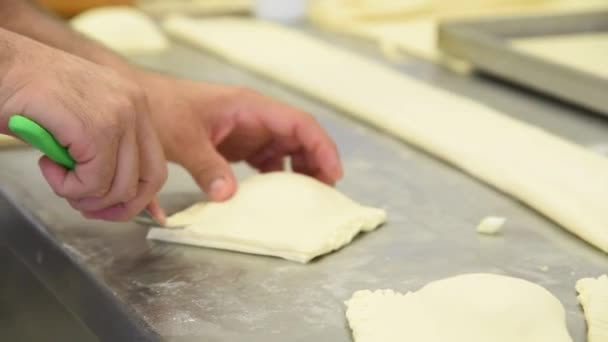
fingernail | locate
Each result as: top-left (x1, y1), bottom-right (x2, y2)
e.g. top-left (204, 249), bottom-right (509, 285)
top-left (209, 177), bottom-right (226, 199)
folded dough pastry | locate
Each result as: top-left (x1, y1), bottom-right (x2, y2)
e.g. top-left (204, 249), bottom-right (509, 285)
top-left (346, 273), bottom-right (573, 342)
top-left (576, 275), bottom-right (608, 342)
top-left (147, 172), bottom-right (386, 263)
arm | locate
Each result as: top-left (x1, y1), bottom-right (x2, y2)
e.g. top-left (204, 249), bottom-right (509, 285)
top-left (0, 26), bottom-right (167, 221)
top-left (0, 0), bottom-right (134, 74)
top-left (0, 0), bottom-right (343, 199)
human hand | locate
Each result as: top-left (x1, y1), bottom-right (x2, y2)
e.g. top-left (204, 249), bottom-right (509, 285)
top-left (138, 71), bottom-right (343, 201)
top-left (0, 33), bottom-right (167, 221)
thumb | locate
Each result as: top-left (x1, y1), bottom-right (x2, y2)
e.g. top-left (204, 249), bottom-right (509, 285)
top-left (184, 143), bottom-right (237, 201)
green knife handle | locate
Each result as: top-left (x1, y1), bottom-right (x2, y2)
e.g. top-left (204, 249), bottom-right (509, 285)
top-left (8, 115), bottom-right (76, 170)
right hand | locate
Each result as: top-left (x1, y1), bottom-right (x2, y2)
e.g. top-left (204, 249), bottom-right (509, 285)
top-left (0, 32), bottom-right (168, 221)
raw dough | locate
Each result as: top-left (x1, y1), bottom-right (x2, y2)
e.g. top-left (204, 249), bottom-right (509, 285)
top-left (345, 273), bottom-right (573, 342)
top-left (476, 216), bottom-right (506, 235)
top-left (309, 0), bottom-right (608, 64)
top-left (512, 33), bottom-right (608, 80)
top-left (71, 6), bottom-right (169, 55)
top-left (147, 172), bottom-right (386, 263)
top-left (576, 275), bottom-right (608, 342)
top-left (163, 17), bottom-right (608, 253)
top-left (137, 0), bottom-right (251, 17)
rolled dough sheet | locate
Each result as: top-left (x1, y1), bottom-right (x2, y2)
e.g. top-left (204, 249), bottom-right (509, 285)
top-left (70, 6), bottom-right (169, 55)
top-left (576, 275), bottom-right (608, 342)
top-left (512, 33), bottom-right (608, 80)
top-left (163, 17), bottom-right (608, 253)
top-left (147, 172), bottom-right (386, 263)
top-left (345, 273), bottom-right (573, 342)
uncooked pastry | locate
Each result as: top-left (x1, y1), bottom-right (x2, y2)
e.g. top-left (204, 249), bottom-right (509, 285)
top-left (476, 216), bottom-right (506, 235)
top-left (576, 275), bottom-right (608, 342)
top-left (70, 6), bottom-right (169, 55)
top-left (147, 172), bottom-right (386, 263)
top-left (512, 33), bottom-right (608, 79)
top-left (162, 17), bottom-right (608, 253)
top-left (345, 273), bottom-right (573, 342)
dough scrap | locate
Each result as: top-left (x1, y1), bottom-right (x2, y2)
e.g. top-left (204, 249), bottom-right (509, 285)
top-left (147, 172), bottom-right (386, 263)
top-left (512, 33), bottom-right (608, 80)
top-left (70, 6), bottom-right (169, 55)
top-left (576, 275), bottom-right (608, 342)
top-left (345, 273), bottom-right (573, 342)
top-left (476, 216), bottom-right (506, 235)
top-left (162, 17), bottom-right (608, 253)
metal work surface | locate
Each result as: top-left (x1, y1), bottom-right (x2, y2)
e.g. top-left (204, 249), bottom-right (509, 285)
top-left (1, 28), bottom-right (608, 341)
top-left (438, 11), bottom-right (608, 115)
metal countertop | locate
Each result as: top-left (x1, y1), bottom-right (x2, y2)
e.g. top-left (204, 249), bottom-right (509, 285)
top-left (1, 28), bottom-right (607, 341)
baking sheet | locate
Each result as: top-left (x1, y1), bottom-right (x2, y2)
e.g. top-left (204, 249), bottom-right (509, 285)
top-left (438, 11), bottom-right (608, 115)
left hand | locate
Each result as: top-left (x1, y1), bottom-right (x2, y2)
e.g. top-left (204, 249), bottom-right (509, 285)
top-left (137, 71), bottom-right (343, 201)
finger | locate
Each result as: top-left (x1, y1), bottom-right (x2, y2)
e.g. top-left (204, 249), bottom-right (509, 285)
top-left (55, 126), bottom-right (121, 200)
top-left (146, 198), bottom-right (167, 226)
top-left (183, 142), bottom-right (237, 201)
top-left (250, 97), bottom-right (343, 184)
top-left (82, 197), bottom-right (167, 223)
top-left (82, 203), bottom-right (128, 221)
top-left (290, 115), bottom-right (343, 184)
top-left (39, 156), bottom-right (70, 194)
top-left (71, 128), bottom-right (140, 212)
top-left (258, 156), bottom-right (286, 173)
top-left (290, 150), bottom-right (308, 174)
top-left (247, 139), bottom-right (291, 169)
top-left (39, 141), bottom-right (119, 200)
top-left (94, 101), bottom-right (169, 221)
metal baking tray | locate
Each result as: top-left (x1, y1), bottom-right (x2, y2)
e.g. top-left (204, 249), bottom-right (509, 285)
top-left (438, 11), bottom-right (608, 115)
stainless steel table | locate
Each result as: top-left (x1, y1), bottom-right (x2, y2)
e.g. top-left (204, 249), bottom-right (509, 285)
top-left (1, 28), bottom-right (607, 341)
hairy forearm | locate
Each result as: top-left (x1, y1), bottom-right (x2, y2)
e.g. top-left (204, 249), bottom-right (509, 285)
top-left (0, 0), bottom-right (135, 74)
top-left (0, 29), bottom-right (16, 113)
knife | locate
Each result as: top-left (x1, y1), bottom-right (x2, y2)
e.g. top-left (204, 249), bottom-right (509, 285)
top-left (8, 114), bottom-right (165, 226)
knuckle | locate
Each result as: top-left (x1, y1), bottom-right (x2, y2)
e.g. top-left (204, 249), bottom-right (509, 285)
top-left (107, 95), bottom-right (137, 124)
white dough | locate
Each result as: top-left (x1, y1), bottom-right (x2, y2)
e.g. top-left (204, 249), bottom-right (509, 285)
top-left (162, 17), bottom-right (608, 254)
top-left (576, 275), bottom-right (608, 342)
top-left (476, 216), bottom-right (506, 235)
top-left (147, 172), bottom-right (386, 263)
top-left (345, 273), bottom-right (573, 342)
top-left (71, 6), bottom-right (169, 55)
top-left (138, 0), bottom-right (251, 17)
